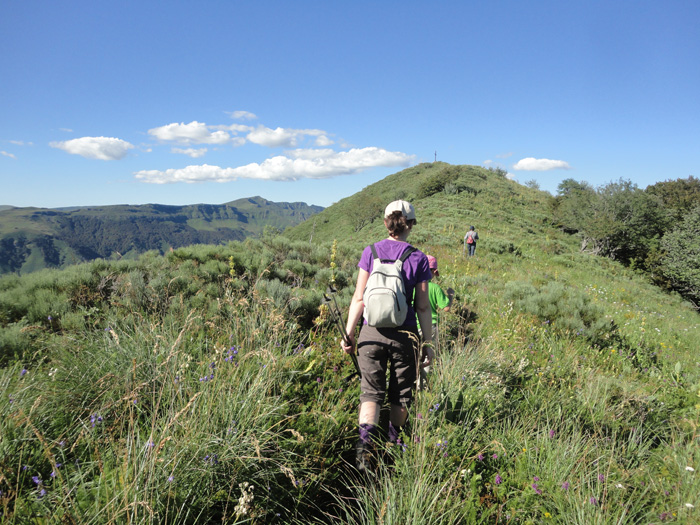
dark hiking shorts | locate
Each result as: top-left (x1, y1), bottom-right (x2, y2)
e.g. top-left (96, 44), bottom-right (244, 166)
top-left (357, 324), bottom-right (420, 407)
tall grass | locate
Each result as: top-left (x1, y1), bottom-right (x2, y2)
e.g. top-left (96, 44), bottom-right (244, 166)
top-left (1, 165), bottom-right (698, 523)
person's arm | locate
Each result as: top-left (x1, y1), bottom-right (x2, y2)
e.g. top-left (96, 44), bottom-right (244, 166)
top-left (443, 287), bottom-right (455, 312)
top-left (341, 269), bottom-right (369, 355)
top-left (414, 281), bottom-right (434, 366)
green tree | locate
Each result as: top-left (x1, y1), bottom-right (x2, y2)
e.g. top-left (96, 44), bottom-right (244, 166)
top-left (658, 205), bottom-right (700, 307)
top-left (646, 176), bottom-right (700, 221)
top-left (551, 178), bottom-right (597, 238)
top-left (586, 179), bottom-right (670, 266)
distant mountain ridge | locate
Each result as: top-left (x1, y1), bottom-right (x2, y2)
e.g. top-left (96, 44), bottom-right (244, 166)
top-left (0, 196), bottom-right (323, 275)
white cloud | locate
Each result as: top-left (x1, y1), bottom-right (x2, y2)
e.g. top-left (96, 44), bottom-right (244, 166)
top-left (1, 150), bottom-right (17, 159)
top-left (172, 147), bottom-right (208, 158)
top-left (229, 110), bottom-right (257, 120)
top-left (148, 121), bottom-right (231, 145)
top-left (9, 140), bottom-right (33, 146)
top-left (246, 126), bottom-right (330, 148)
top-left (315, 135), bottom-right (334, 147)
top-left (50, 136), bottom-right (134, 160)
top-left (495, 152), bottom-right (514, 159)
top-left (513, 157), bottom-right (572, 171)
top-left (483, 159), bottom-right (493, 166)
top-left (134, 147), bottom-right (415, 184)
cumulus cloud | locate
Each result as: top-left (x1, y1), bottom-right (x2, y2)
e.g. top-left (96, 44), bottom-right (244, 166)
top-left (134, 147), bottom-right (415, 184)
top-left (228, 110), bottom-right (257, 120)
top-left (172, 147), bottom-right (208, 158)
top-left (1, 150), bottom-right (17, 159)
top-left (148, 121), bottom-right (231, 145)
top-left (513, 157), bottom-right (572, 171)
top-left (50, 136), bottom-right (134, 160)
top-left (246, 126), bottom-right (328, 148)
top-left (315, 135), bottom-right (334, 147)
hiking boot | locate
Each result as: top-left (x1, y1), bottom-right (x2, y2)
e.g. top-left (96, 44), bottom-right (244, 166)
top-left (355, 440), bottom-right (375, 475)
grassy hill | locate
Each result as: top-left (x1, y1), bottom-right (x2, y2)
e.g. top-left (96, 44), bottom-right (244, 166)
top-left (0, 164), bottom-right (697, 523)
top-left (0, 197), bottom-right (323, 275)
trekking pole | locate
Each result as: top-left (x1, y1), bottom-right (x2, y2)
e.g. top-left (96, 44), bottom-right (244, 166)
top-left (322, 286), bottom-right (362, 381)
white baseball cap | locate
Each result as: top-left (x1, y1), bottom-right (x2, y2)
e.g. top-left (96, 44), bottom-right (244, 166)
top-left (384, 200), bottom-right (416, 221)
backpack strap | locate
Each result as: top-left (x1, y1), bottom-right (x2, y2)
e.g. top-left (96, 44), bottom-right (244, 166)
top-left (399, 245), bottom-right (417, 263)
top-left (369, 243), bottom-right (380, 262)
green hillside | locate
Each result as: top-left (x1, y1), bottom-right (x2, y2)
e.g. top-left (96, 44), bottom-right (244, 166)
top-left (0, 164), bottom-right (697, 523)
top-left (0, 197), bottom-right (323, 275)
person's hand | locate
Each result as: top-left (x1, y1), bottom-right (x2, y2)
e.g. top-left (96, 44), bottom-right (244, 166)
top-left (421, 343), bottom-right (434, 368)
top-left (341, 333), bottom-right (356, 355)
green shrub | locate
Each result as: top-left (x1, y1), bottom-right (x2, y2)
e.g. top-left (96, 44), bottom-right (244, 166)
top-left (504, 280), bottom-right (613, 343)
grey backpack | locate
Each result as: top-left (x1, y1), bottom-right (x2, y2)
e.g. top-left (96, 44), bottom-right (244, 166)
top-left (363, 243), bottom-right (417, 328)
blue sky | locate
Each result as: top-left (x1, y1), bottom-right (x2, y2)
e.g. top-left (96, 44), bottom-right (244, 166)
top-left (1, 1), bottom-right (698, 208)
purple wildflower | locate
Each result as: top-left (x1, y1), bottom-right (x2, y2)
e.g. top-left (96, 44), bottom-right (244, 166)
top-left (549, 429), bottom-right (555, 438)
top-left (598, 474), bottom-right (605, 482)
top-left (589, 497), bottom-right (597, 506)
top-left (495, 474), bottom-right (502, 485)
top-left (38, 488), bottom-right (47, 498)
top-left (562, 481), bottom-right (570, 490)
top-left (20, 368), bottom-right (28, 377)
top-left (532, 483), bottom-right (542, 495)
top-left (32, 476), bottom-right (41, 485)
top-left (492, 454), bottom-right (498, 459)
top-left (477, 454), bottom-right (484, 461)
top-left (316, 377), bottom-right (322, 383)
top-left (533, 476), bottom-right (540, 481)
top-left (168, 475), bottom-right (174, 482)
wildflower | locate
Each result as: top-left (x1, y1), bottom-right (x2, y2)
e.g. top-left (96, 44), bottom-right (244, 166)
top-left (533, 476), bottom-right (540, 482)
top-left (48, 316), bottom-right (52, 321)
top-left (532, 483), bottom-right (542, 495)
top-left (686, 466), bottom-right (695, 472)
top-left (492, 453), bottom-right (498, 459)
top-left (549, 429), bottom-right (555, 438)
top-left (686, 503), bottom-right (695, 509)
top-left (32, 476), bottom-right (41, 485)
top-left (168, 475), bottom-right (174, 483)
top-left (20, 368), bottom-right (28, 377)
top-left (561, 481), bottom-right (570, 490)
top-left (316, 377), bottom-right (322, 383)
top-left (598, 474), bottom-right (605, 481)
top-left (477, 454), bottom-right (484, 461)
top-left (544, 512), bottom-right (551, 518)
top-left (589, 497), bottom-right (597, 506)
top-left (38, 488), bottom-right (47, 498)
top-left (615, 483), bottom-right (625, 489)
top-left (417, 413), bottom-right (423, 419)
top-left (494, 474), bottom-right (502, 484)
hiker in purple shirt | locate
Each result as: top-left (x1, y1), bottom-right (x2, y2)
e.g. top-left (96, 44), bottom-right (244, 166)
top-left (341, 200), bottom-right (433, 474)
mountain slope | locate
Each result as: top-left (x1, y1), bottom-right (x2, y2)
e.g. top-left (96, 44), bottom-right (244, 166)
top-left (0, 197), bottom-right (322, 275)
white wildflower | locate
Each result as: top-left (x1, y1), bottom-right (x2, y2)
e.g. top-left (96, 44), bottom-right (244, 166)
top-left (686, 466), bottom-right (695, 472)
top-left (686, 503), bottom-right (694, 509)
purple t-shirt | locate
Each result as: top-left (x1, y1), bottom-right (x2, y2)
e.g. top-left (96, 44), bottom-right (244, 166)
top-left (358, 239), bottom-right (431, 327)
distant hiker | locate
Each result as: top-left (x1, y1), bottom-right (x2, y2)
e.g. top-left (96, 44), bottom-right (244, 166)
top-left (417, 255), bottom-right (454, 389)
top-left (464, 225), bottom-right (479, 257)
top-left (341, 200), bottom-right (433, 474)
